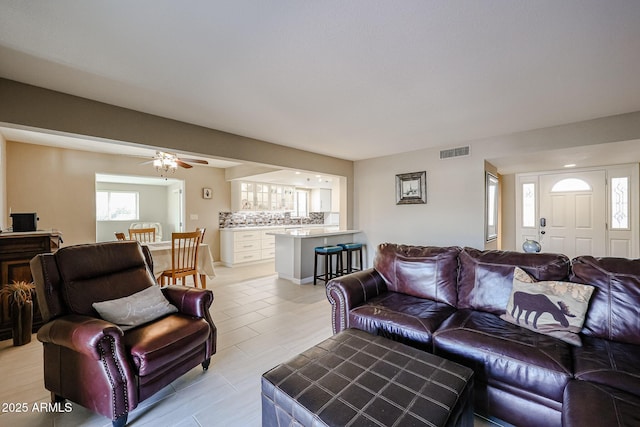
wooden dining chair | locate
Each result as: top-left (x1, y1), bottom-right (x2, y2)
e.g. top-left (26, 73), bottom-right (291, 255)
top-left (129, 227), bottom-right (156, 242)
top-left (159, 230), bottom-right (202, 287)
top-left (114, 232), bottom-right (127, 241)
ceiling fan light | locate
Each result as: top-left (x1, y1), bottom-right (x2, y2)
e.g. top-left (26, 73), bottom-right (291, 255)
top-left (152, 152), bottom-right (178, 175)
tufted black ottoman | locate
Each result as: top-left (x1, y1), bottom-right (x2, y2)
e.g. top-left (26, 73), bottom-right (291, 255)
top-left (262, 328), bottom-right (474, 427)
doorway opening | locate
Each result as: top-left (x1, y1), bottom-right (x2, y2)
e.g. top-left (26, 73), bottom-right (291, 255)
top-left (95, 173), bottom-right (185, 242)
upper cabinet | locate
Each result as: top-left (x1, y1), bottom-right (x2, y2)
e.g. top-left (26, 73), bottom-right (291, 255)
top-left (311, 188), bottom-right (332, 212)
top-left (269, 185), bottom-right (295, 210)
top-left (231, 181), bottom-right (294, 211)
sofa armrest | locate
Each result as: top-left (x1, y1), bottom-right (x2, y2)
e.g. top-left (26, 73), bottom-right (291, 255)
top-left (36, 314), bottom-right (124, 359)
top-left (37, 314), bottom-right (139, 419)
top-left (326, 268), bottom-right (388, 334)
top-left (161, 285), bottom-right (213, 318)
top-left (162, 285), bottom-right (217, 358)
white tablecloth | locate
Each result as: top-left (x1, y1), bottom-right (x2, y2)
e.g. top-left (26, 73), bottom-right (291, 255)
top-left (144, 242), bottom-right (216, 280)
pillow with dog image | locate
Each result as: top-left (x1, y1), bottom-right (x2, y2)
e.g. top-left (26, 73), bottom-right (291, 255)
top-left (500, 267), bottom-right (594, 346)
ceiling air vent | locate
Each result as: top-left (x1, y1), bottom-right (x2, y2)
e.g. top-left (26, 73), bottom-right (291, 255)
top-left (439, 145), bottom-right (470, 160)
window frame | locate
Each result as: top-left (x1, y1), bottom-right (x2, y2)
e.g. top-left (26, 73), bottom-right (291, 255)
top-left (485, 172), bottom-right (499, 242)
top-left (611, 176), bottom-right (630, 230)
top-left (96, 190), bottom-right (140, 221)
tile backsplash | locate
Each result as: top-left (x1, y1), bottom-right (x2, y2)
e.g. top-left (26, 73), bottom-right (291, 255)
top-left (219, 212), bottom-right (325, 228)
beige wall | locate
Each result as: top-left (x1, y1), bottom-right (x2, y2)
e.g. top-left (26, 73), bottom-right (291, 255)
top-left (0, 78), bottom-right (354, 227)
top-left (354, 112), bottom-right (640, 266)
top-left (4, 78), bottom-right (640, 262)
top-left (5, 142), bottom-right (230, 260)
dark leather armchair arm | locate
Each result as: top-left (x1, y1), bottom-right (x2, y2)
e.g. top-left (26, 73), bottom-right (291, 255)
top-left (36, 314), bottom-right (138, 421)
top-left (161, 285), bottom-right (213, 318)
top-left (326, 268), bottom-right (388, 334)
top-left (37, 314), bottom-right (124, 359)
top-left (162, 285), bottom-right (217, 358)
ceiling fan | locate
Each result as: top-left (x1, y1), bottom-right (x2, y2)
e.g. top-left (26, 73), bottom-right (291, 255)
top-left (143, 151), bottom-right (209, 175)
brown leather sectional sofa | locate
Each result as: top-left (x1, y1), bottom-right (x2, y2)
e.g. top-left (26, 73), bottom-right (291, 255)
top-left (326, 243), bottom-right (640, 427)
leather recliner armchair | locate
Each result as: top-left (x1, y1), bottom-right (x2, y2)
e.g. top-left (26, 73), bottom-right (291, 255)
top-left (30, 241), bottom-right (217, 427)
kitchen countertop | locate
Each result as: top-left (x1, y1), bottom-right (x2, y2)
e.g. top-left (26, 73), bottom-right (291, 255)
top-left (220, 224), bottom-right (331, 231)
top-left (266, 228), bottom-right (361, 238)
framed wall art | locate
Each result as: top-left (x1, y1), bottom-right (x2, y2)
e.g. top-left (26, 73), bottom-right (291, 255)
top-left (202, 188), bottom-right (212, 199)
top-left (396, 171), bottom-right (426, 205)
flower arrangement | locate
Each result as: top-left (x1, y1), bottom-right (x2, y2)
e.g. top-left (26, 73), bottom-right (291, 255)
top-left (0, 280), bottom-right (35, 308)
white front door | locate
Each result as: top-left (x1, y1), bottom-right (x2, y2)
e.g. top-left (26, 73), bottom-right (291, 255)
top-left (517, 164), bottom-right (638, 259)
top-left (539, 170), bottom-right (606, 259)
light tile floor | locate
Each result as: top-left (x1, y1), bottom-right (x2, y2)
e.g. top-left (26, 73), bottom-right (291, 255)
top-left (0, 262), bottom-right (502, 426)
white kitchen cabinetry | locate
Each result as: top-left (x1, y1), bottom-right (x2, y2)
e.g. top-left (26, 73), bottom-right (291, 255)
top-left (231, 181), bottom-right (295, 211)
top-left (220, 228), bottom-right (284, 267)
top-left (311, 188), bottom-right (332, 212)
top-left (260, 229), bottom-right (279, 259)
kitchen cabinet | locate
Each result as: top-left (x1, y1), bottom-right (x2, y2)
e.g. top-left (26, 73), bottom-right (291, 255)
top-left (269, 185), bottom-right (295, 211)
top-left (311, 189), bottom-right (332, 212)
top-left (261, 230), bottom-right (277, 259)
top-left (231, 181), bottom-right (294, 211)
top-left (220, 228), bottom-right (284, 267)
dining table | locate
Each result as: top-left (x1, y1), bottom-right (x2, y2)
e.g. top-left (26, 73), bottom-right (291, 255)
top-left (143, 241), bottom-right (216, 288)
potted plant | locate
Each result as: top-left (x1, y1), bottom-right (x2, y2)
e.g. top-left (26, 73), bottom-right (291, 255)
top-left (0, 280), bottom-right (36, 346)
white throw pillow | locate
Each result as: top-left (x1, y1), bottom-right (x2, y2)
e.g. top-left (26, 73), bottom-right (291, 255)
top-left (92, 286), bottom-right (177, 330)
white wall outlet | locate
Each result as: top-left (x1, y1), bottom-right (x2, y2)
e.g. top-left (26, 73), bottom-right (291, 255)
top-left (190, 214), bottom-right (199, 220)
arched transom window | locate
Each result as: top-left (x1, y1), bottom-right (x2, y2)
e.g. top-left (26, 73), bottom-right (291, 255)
top-left (551, 178), bottom-right (591, 192)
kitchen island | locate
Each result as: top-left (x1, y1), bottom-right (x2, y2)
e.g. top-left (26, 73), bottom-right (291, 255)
top-left (266, 228), bottom-right (363, 284)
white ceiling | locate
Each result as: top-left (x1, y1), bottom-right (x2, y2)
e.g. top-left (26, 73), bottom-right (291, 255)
top-left (242, 169), bottom-right (337, 189)
top-left (1, 1), bottom-right (639, 164)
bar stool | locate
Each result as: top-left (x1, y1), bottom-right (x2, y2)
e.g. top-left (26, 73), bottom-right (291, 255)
top-left (314, 246), bottom-right (343, 285)
top-left (338, 243), bottom-right (364, 274)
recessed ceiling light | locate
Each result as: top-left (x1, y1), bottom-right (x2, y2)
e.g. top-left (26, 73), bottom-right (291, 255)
top-left (295, 171), bottom-right (301, 175)
top-left (564, 164), bottom-right (576, 168)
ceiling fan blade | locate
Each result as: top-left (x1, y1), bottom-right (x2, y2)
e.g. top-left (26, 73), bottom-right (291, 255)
top-left (178, 158), bottom-right (209, 165)
top-left (176, 159), bottom-right (193, 169)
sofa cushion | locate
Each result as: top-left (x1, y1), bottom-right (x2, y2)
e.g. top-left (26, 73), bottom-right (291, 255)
top-left (563, 380), bottom-right (640, 427)
top-left (570, 256), bottom-right (640, 345)
top-left (56, 241), bottom-right (156, 316)
top-left (373, 244), bottom-right (460, 306)
top-left (457, 248), bottom-right (571, 315)
top-left (92, 285), bottom-right (178, 331)
top-left (433, 309), bottom-right (573, 405)
top-left (123, 314), bottom-right (210, 376)
top-left (348, 292), bottom-right (457, 351)
top-left (500, 267), bottom-right (594, 345)
top-left (572, 335), bottom-right (640, 396)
